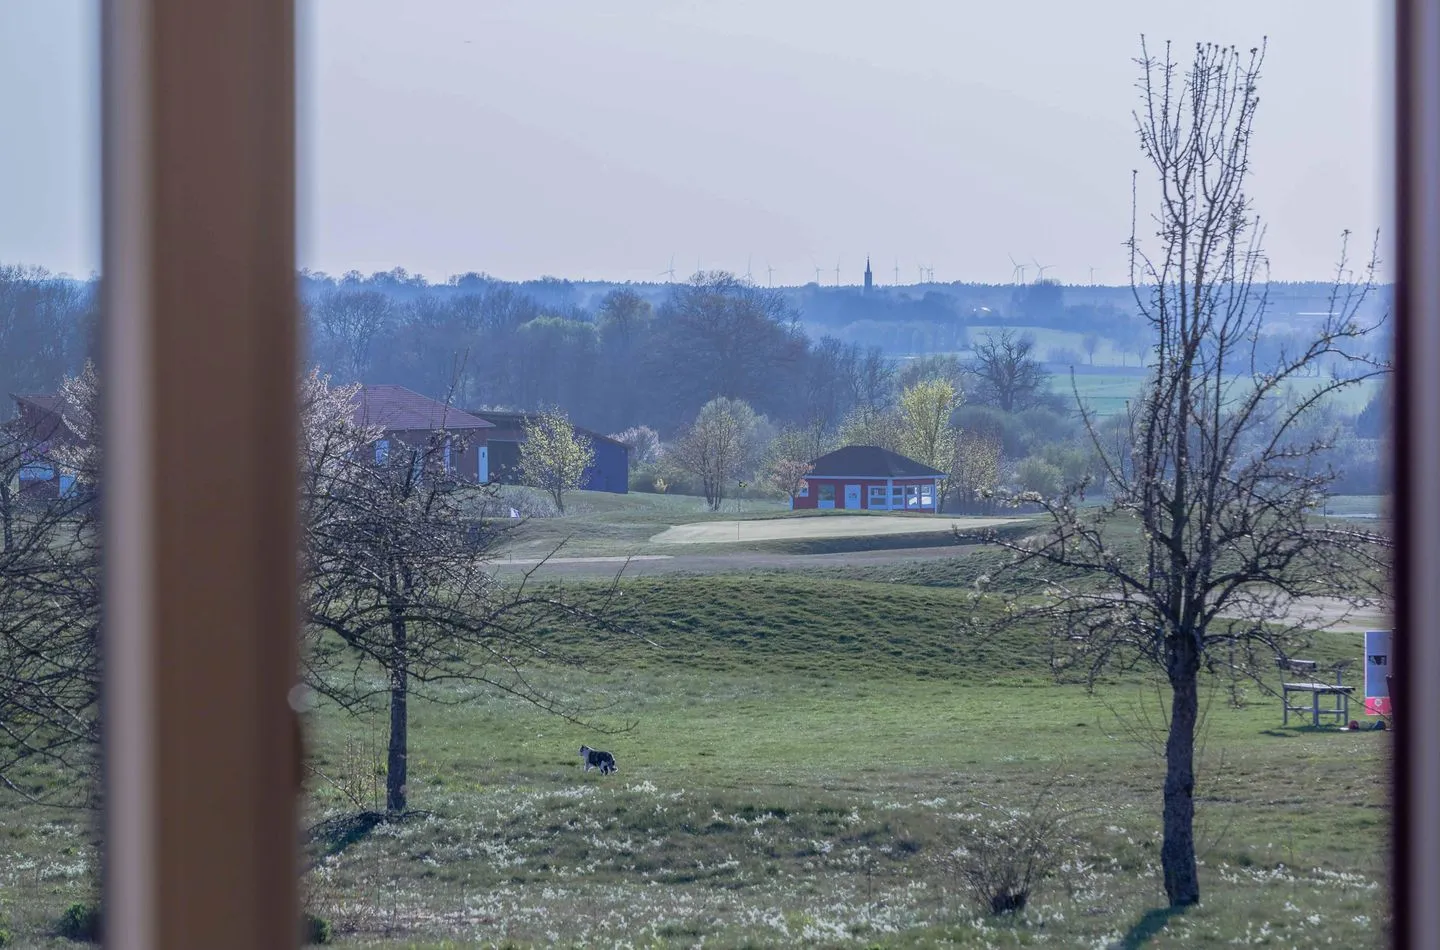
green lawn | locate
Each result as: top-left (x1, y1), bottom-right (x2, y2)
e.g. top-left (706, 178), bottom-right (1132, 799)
top-left (489, 488), bottom-right (793, 558)
top-left (0, 574), bottom-right (1389, 948)
top-left (1055, 372), bottom-right (1384, 419)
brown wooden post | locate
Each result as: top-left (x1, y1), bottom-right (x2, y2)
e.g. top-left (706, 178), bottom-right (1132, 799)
top-left (1394, 0), bottom-right (1440, 944)
top-left (102, 1), bottom-right (299, 947)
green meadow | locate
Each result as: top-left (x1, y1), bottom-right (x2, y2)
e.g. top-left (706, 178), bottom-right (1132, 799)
top-left (0, 574), bottom-right (1387, 948)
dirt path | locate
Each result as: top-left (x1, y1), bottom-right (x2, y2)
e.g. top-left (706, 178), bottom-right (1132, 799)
top-left (486, 544), bottom-right (979, 578)
top-left (649, 515), bottom-right (1021, 545)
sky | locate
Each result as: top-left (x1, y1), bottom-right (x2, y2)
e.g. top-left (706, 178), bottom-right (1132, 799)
top-left (1, 1), bottom-right (1388, 286)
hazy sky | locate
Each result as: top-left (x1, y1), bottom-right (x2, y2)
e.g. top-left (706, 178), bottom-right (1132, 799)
top-left (2, 1), bottom-right (1387, 285)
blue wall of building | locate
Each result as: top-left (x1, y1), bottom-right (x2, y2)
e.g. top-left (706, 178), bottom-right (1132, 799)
top-left (486, 435), bottom-right (628, 494)
top-left (583, 437), bottom-right (629, 493)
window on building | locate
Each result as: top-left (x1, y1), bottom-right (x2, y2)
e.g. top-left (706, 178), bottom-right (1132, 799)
top-left (18, 462), bottom-right (54, 482)
top-left (818, 483), bottom-right (835, 503)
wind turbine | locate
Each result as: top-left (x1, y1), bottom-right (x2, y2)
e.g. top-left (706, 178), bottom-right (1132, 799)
top-left (834, 256), bottom-right (842, 287)
top-left (658, 255), bottom-right (677, 283)
top-left (766, 261), bottom-right (776, 287)
top-left (1008, 254), bottom-right (1027, 286)
top-left (1032, 258), bottom-right (1054, 282)
top-left (745, 254), bottom-right (754, 283)
top-left (893, 259), bottom-right (901, 286)
top-left (812, 261), bottom-right (824, 285)
top-left (1088, 266), bottom-right (1097, 286)
top-left (925, 264), bottom-right (935, 283)
top-left (916, 262), bottom-right (925, 284)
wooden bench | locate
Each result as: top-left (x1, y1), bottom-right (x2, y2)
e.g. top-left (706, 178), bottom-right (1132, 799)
top-left (1279, 658), bottom-right (1354, 727)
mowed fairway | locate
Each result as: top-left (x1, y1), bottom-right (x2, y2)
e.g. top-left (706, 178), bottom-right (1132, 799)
top-left (0, 577), bottom-right (1389, 948)
top-left (650, 514), bottom-right (1022, 545)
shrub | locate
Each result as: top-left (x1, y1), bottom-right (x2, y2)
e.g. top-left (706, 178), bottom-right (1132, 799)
top-left (940, 793), bottom-right (1082, 916)
top-left (1013, 457), bottom-right (1063, 499)
top-left (57, 902), bottom-right (101, 943)
top-left (303, 912), bottom-right (333, 945)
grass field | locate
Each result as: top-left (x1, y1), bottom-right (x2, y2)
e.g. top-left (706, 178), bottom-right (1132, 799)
top-left (492, 490), bottom-right (795, 558)
top-left (1054, 373), bottom-right (1384, 419)
top-left (0, 574), bottom-right (1389, 948)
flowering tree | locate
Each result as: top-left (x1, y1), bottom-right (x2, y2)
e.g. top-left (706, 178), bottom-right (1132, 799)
top-left (670, 397), bottom-right (763, 511)
top-left (519, 408), bottom-right (594, 514)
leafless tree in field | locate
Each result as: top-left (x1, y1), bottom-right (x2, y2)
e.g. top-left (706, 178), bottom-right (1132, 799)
top-left (0, 365), bottom-right (101, 806)
top-left (970, 329), bottom-right (1049, 412)
top-left (299, 373), bottom-right (633, 815)
top-left (988, 39), bottom-right (1389, 907)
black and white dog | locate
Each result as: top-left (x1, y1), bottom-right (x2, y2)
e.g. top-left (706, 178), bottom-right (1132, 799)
top-left (579, 745), bottom-right (617, 775)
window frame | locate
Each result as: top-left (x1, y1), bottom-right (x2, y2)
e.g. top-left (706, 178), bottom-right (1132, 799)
top-left (93, 1), bottom-right (1439, 946)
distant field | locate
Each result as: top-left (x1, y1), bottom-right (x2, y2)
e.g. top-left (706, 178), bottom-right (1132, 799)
top-left (964, 326), bottom-right (1141, 367)
top-left (1323, 494), bottom-right (1390, 520)
top-left (907, 326), bottom-right (1385, 418)
top-left (1059, 370), bottom-right (1383, 418)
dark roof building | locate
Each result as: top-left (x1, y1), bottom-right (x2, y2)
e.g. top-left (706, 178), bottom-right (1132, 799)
top-left (794, 444), bottom-right (943, 512)
top-left (807, 445), bottom-right (945, 479)
top-left (6, 393), bottom-right (86, 499)
top-left (352, 385), bottom-right (494, 434)
top-left (467, 410), bottom-right (629, 494)
top-left (352, 385), bottom-right (493, 483)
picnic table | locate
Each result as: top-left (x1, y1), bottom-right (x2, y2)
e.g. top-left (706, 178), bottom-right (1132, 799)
top-left (1279, 659), bottom-right (1355, 727)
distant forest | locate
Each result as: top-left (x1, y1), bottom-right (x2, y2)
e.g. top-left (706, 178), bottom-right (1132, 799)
top-left (1, 263), bottom-right (1391, 495)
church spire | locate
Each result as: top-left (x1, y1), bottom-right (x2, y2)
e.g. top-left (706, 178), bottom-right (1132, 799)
top-left (863, 255), bottom-right (873, 292)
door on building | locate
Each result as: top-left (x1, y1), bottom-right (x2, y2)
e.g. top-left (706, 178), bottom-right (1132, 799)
top-left (844, 484), bottom-right (861, 509)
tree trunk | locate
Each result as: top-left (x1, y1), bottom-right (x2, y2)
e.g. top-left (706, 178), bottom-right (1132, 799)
top-left (386, 616), bottom-right (409, 815)
top-left (1162, 640), bottom-right (1201, 906)
top-left (1, 481), bottom-right (12, 552)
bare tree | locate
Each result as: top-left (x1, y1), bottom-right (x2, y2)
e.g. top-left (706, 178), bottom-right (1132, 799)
top-left (300, 375), bottom-right (627, 815)
top-left (1082, 333), bottom-right (1101, 366)
top-left (988, 40), bottom-right (1389, 908)
top-left (854, 346), bottom-right (896, 409)
top-left (310, 287), bottom-right (393, 382)
top-left (670, 397), bottom-right (762, 511)
top-left (648, 272), bottom-right (805, 429)
top-left (970, 329), bottom-right (1049, 412)
top-left (0, 365), bottom-right (102, 805)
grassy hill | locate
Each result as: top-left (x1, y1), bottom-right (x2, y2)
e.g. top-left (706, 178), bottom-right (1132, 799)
top-left (0, 573), bottom-right (1388, 948)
